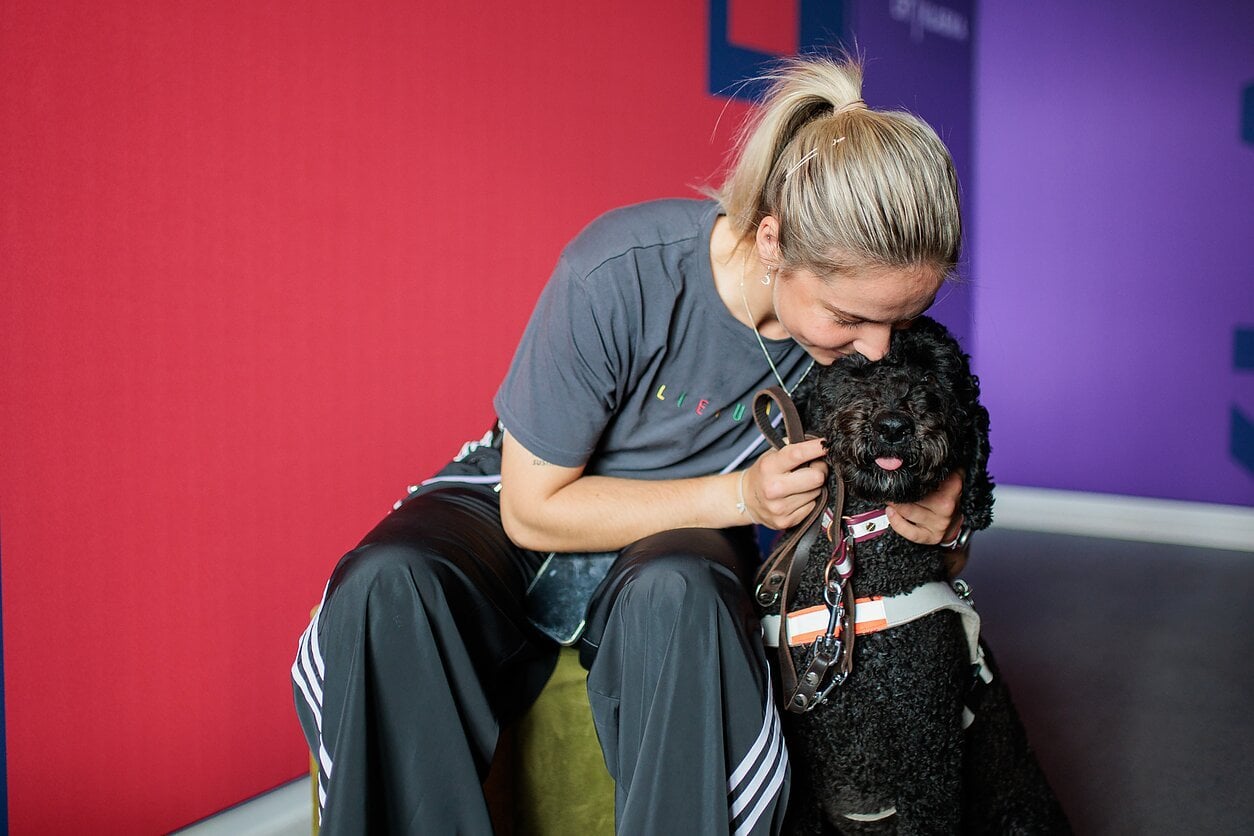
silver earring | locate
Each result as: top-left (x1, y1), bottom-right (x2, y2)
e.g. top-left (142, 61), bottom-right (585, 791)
top-left (761, 269), bottom-right (772, 286)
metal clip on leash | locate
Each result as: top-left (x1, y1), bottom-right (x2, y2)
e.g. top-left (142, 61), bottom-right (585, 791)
top-left (787, 575), bottom-right (843, 711)
top-left (787, 534), bottom-right (857, 712)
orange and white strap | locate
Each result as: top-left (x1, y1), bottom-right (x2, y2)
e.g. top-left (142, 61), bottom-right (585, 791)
top-left (762, 598), bottom-right (889, 647)
top-left (761, 581), bottom-right (985, 669)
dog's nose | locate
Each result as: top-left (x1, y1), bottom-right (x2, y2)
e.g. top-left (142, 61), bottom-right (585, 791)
top-left (874, 412), bottom-right (913, 443)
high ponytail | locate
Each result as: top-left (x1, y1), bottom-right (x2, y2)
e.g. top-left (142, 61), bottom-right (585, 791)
top-left (712, 56), bottom-right (962, 278)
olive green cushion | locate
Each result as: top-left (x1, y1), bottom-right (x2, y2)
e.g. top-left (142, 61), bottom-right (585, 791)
top-left (507, 648), bottom-right (615, 835)
top-left (313, 648), bottom-right (614, 836)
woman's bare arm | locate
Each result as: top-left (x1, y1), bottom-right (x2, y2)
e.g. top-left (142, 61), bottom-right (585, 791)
top-left (498, 431), bottom-right (827, 553)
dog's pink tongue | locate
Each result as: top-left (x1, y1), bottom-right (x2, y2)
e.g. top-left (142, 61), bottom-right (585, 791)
top-left (875, 456), bottom-right (904, 471)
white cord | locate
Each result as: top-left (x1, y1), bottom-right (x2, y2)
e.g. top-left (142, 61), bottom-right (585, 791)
top-left (739, 275), bottom-right (788, 391)
top-left (739, 274), bottom-right (814, 393)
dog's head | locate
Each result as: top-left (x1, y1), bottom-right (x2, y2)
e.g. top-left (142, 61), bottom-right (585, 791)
top-left (799, 316), bottom-right (994, 529)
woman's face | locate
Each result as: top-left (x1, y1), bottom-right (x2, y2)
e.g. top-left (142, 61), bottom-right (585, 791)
top-left (773, 262), bottom-right (942, 364)
top-left (755, 215), bottom-right (943, 364)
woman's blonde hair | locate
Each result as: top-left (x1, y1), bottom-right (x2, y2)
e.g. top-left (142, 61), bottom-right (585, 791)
top-left (714, 56), bottom-right (962, 278)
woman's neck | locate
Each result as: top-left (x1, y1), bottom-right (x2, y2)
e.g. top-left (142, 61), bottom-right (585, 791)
top-left (709, 215), bottom-right (781, 335)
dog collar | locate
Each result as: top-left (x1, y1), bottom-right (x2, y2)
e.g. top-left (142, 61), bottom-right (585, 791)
top-left (821, 507), bottom-right (891, 543)
top-left (818, 507), bottom-right (891, 582)
top-left (843, 509), bottom-right (891, 542)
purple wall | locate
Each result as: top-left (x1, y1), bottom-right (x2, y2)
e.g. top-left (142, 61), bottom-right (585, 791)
top-left (854, 0), bottom-right (976, 350)
top-left (973, 1), bottom-right (1254, 506)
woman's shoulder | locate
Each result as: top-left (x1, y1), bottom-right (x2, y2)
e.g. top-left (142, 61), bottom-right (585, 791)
top-left (561, 197), bottom-right (717, 277)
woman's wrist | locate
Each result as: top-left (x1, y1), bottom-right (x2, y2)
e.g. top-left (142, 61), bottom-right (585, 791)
top-left (735, 469), bottom-right (761, 525)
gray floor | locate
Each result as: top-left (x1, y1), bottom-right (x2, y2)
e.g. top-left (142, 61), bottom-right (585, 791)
top-left (964, 529), bottom-right (1254, 835)
top-left (180, 527), bottom-right (1253, 835)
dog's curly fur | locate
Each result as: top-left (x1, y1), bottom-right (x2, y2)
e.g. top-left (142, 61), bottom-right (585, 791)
top-left (775, 317), bottom-right (1068, 834)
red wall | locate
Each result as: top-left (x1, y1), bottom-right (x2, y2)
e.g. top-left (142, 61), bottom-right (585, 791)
top-left (0, 1), bottom-right (750, 831)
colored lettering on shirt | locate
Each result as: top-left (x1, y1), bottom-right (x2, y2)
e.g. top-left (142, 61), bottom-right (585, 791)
top-left (651, 382), bottom-right (748, 423)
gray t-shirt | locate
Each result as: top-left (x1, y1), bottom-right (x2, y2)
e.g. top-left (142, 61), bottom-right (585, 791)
top-left (493, 198), bottom-right (813, 480)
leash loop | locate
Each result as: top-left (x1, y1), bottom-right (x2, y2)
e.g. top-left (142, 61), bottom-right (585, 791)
top-left (752, 386), bottom-right (807, 451)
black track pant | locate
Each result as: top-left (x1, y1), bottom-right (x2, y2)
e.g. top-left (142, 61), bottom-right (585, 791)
top-left (292, 487), bottom-right (790, 835)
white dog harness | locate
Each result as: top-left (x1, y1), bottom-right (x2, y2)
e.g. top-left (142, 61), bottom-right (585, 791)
top-left (761, 515), bottom-right (995, 825)
top-left (762, 506), bottom-right (994, 726)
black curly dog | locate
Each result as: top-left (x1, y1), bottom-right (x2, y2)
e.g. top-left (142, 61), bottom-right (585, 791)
top-left (773, 317), bottom-right (1069, 834)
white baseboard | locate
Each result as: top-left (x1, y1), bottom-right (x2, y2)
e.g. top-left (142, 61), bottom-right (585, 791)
top-left (991, 486), bottom-right (1254, 552)
top-left (172, 778), bottom-right (311, 836)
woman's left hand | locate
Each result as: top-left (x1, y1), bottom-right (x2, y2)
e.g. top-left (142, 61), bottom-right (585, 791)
top-left (885, 469), bottom-right (963, 545)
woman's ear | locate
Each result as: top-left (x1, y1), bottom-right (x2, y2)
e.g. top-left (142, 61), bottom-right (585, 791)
top-left (755, 215), bottom-right (781, 268)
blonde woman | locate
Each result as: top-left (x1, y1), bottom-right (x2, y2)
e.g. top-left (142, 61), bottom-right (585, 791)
top-left (293, 56), bottom-right (967, 834)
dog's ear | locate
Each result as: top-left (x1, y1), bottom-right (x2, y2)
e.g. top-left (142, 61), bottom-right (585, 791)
top-left (960, 379), bottom-right (995, 531)
top-left (922, 317), bottom-right (995, 530)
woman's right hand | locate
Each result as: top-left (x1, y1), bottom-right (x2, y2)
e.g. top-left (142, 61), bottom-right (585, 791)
top-left (741, 438), bottom-right (829, 529)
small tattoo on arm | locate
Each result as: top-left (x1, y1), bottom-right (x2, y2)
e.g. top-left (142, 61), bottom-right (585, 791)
top-left (532, 458), bottom-right (550, 466)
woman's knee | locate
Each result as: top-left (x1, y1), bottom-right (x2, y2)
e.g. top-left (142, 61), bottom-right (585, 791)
top-left (326, 541), bottom-right (452, 610)
top-left (580, 529), bottom-right (760, 669)
top-left (614, 551), bottom-right (736, 623)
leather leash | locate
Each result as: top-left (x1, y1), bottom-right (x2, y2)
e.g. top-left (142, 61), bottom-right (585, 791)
top-left (750, 386), bottom-right (855, 712)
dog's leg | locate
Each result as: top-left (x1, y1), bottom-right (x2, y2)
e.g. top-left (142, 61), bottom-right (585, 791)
top-left (961, 643), bottom-right (1072, 833)
top-left (881, 619), bottom-right (968, 835)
